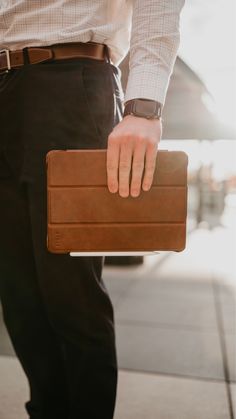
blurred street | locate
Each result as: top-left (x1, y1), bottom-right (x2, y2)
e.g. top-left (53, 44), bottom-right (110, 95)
top-left (0, 219), bottom-right (235, 418)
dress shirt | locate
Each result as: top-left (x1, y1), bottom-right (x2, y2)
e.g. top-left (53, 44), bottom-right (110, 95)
top-left (0, 0), bottom-right (185, 105)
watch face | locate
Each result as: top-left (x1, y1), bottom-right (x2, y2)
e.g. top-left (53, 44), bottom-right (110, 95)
top-left (133, 100), bottom-right (160, 118)
top-left (124, 99), bottom-right (162, 119)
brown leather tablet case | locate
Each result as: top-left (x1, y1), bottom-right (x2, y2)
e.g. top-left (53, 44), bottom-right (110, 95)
top-left (46, 149), bottom-right (188, 253)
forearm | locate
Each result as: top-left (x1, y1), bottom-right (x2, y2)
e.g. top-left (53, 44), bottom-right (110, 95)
top-left (124, 0), bottom-right (185, 105)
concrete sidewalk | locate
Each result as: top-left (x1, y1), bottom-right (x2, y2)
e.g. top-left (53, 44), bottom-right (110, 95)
top-left (0, 226), bottom-right (235, 418)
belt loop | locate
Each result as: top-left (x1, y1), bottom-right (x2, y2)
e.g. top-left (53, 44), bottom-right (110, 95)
top-left (104, 44), bottom-right (111, 64)
top-left (23, 47), bottom-right (30, 65)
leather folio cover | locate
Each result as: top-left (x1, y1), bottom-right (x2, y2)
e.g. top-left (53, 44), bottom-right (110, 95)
top-left (46, 149), bottom-right (188, 254)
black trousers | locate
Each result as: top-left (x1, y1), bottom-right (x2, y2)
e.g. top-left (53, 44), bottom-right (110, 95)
top-left (0, 53), bottom-right (123, 419)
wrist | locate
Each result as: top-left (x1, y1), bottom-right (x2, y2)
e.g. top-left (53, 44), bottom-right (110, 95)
top-left (123, 98), bottom-right (163, 120)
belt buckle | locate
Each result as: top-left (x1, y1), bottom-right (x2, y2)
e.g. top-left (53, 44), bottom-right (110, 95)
top-left (0, 49), bottom-right (11, 74)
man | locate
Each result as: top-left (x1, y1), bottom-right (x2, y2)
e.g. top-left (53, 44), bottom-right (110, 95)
top-left (0, 1), bottom-right (184, 418)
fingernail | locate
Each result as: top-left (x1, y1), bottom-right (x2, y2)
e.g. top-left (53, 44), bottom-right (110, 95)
top-left (119, 190), bottom-right (129, 198)
top-left (131, 190), bottom-right (139, 197)
top-left (109, 184), bottom-right (118, 193)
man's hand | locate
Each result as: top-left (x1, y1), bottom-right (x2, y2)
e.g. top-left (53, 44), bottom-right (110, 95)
top-left (107, 115), bottom-right (162, 198)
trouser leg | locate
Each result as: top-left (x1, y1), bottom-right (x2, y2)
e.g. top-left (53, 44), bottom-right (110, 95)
top-left (0, 174), bottom-right (68, 419)
top-left (26, 161), bottom-right (117, 419)
top-left (0, 57), bottom-right (123, 419)
top-left (0, 154), bottom-right (117, 419)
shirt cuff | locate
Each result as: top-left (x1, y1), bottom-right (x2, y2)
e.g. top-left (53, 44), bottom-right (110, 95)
top-left (124, 63), bottom-right (173, 106)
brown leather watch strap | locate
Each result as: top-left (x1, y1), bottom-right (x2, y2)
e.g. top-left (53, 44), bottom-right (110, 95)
top-left (0, 42), bottom-right (107, 73)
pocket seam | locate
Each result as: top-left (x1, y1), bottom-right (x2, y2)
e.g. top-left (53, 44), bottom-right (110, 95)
top-left (81, 65), bottom-right (104, 146)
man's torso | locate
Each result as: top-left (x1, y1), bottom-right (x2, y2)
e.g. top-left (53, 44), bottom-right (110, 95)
top-left (0, 0), bottom-right (133, 65)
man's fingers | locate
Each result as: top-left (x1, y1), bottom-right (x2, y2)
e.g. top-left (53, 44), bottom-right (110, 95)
top-left (107, 117), bottom-right (161, 197)
top-left (130, 141), bottom-right (146, 197)
top-left (107, 137), bottom-right (157, 196)
top-left (119, 140), bottom-right (133, 197)
top-left (107, 136), bottom-right (120, 193)
top-left (142, 143), bottom-right (158, 191)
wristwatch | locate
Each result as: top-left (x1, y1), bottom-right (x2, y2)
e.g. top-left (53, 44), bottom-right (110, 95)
top-left (123, 98), bottom-right (163, 120)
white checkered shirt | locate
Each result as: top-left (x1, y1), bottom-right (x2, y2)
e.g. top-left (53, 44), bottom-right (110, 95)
top-left (0, 0), bottom-right (185, 104)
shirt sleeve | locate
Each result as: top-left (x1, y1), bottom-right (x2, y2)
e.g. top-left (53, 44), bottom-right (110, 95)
top-left (124, 0), bottom-right (185, 105)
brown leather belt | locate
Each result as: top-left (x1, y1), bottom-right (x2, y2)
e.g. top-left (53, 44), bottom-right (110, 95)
top-left (0, 42), bottom-right (108, 74)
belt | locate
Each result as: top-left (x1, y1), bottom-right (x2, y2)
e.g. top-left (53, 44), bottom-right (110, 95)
top-left (0, 42), bottom-right (109, 74)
